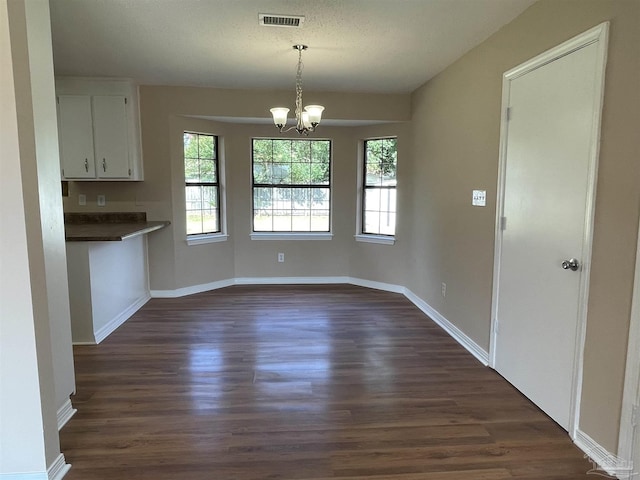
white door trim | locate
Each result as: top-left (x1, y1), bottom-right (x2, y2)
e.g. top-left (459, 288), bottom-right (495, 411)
top-left (490, 22), bottom-right (609, 440)
top-left (617, 215), bottom-right (640, 477)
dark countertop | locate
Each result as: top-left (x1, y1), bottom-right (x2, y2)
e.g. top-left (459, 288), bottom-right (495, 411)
top-left (65, 212), bottom-right (170, 242)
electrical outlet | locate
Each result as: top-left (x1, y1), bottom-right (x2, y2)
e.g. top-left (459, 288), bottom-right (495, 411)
top-left (441, 282), bottom-right (447, 297)
top-left (97, 194), bottom-right (106, 207)
top-left (278, 252), bottom-right (285, 263)
top-left (78, 194), bottom-right (86, 206)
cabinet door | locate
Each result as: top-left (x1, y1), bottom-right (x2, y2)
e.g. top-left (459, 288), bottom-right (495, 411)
top-left (92, 96), bottom-right (131, 178)
top-left (58, 95), bottom-right (96, 178)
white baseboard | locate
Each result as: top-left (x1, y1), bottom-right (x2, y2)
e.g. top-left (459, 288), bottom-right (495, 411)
top-left (47, 454), bottom-right (71, 480)
top-left (149, 276), bottom-right (489, 367)
top-left (404, 288), bottom-right (490, 365)
top-left (350, 277), bottom-right (405, 294)
top-left (234, 276), bottom-right (350, 285)
top-left (575, 429), bottom-right (634, 479)
top-left (0, 473), bottom-right (47, 479)
top-left (0, 454), bottom-right (70, 480)
top-left (150, 279), bottom-right (234, 298)
top-left (93, 293), bottom-right (150, 344)
top-left (56, 398), bottom-right (77, 430)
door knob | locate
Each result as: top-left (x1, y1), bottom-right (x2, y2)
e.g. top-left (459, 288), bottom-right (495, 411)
top-left (561, 258), bottom-right (580, 271)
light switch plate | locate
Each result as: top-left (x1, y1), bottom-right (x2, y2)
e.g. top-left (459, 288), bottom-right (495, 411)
top-left (78, 194), bottom-right (86, 206)
top-left (97, 194), bottom-right (106, 207)
top-left (472, 190), bottom-right (486, 207)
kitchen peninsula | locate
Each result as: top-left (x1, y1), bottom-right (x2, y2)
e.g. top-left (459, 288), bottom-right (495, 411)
top-left (65, 212), bottom-right (169, 344)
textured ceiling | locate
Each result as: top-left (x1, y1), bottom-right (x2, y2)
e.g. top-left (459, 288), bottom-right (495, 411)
top-left (50, 0), bottom-right (536, 94)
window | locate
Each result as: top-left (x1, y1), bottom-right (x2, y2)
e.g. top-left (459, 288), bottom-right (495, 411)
top-left (184, 132), bottom-right (221, 236)
top-left (252, 139), bottom-right (331, 233)
top-left (362, 137), bottom-right (397, 237)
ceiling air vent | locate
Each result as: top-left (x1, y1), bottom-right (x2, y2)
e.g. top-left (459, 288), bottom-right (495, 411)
top-left (259, 13), bottom-right (305, 28)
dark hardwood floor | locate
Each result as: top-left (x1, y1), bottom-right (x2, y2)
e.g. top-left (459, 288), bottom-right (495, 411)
top-left (60, 284), bottom-right (595, 479)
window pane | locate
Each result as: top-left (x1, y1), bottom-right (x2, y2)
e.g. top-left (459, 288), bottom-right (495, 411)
top-left (200, 160), bottom-right (216, 183)
top-left (310, 187), bottom-right (330, 210)
top-left (364, 189), bottom-right (381, 212)
top-left (273, 140), bottom-right (291, 163)
top-left (379, 212), bottom-right (396, 235)
top-left (291, 187), bottom-right (310, 209)
top-left (365, 159), bottom-right (382, 186)
top-left (292, 140), bottom-right (311, 163)
top-left (186, 185), bottom-right (202, 210)
top-left (291, 212), bottom-right (311, 231)
top-left (203, 186), bottom-right (217, 209)
top-left (271, 187), bottom-right (289, 211)
top-left (272, 163), bottom-right (291, 184)
top-left (311, 141), bottom-right (330, 163)
top-left (254, 187), bottom-right (272, 212)
top-left (291, 163), bottom-right (311, 185)
top-left (364, 210), bottom-right (381, 234)
top-left (273, 209), bottom-right (291, 231)
top-left (310, 160), bottom-right (329, 185)
top-left (198, 134), bottom-right (214, 159)
top-left (382, 138), bottom-right (397, 185)
top-left (185, 157), bottom-right (199, 183)
top-left (253, 162), bottom-right (272, 184)
top-left (381, 188), bottom-right (397, 212)
top-left (184, 132), bottom-right (198, 158)
top-left (202, 209), bottom-right (218, 233)
top-left (186, 211), bottom-right (203, 235)
top-left (311, 210), bottom-right (330, 231)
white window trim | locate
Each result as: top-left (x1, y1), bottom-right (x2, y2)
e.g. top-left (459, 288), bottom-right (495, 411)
top-left (183, 132), bottom-right (228, 244)
top-left (186, 233), bottom-right (229, 246)
top-left (251, 137), bottom-right (333, 236)
top-left (251, 232), bottom-right (333, 241)
top-left (354, 234), bottom-right (395, 245)
top-left (355, 137), bottom-right (398, 242)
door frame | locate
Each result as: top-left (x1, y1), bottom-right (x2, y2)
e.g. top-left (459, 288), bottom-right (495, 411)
top-left (489, 22), bottom-right (609, 439)
top-left (617, 215), bottom-right (640, 477)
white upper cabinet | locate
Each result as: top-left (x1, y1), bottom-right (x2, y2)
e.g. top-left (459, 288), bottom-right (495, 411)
top-left (56, 77), bottom-right (143, 181)
top-left (57, 95), bottom-right (96, 178)
top-left (92, 95), bottom-right (130, 178)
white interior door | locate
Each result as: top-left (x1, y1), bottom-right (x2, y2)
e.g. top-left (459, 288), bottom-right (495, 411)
top-left (493, 26), bottom-right (607, 431)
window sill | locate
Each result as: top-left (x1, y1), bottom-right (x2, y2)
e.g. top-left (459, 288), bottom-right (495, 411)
top-left (186, 233), bottom-right (229, 246)
top-left (355, 234), bottom-right (396, 245)
top-left (251, 232), bottom-right (333, 241)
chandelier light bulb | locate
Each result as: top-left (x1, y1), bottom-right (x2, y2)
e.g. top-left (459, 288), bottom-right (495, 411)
top-left (304, 105), bottom-right (324, 125)
top-left (270, 107), bottom-right (289, 127)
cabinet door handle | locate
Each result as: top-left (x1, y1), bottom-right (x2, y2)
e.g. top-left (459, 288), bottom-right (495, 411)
top-left (84, 158), bottom-right (89, 172)
top-left (102, 158), bottom-right (106, 172)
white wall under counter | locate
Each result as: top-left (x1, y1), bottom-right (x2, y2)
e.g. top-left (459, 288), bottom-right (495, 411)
top-left (66, 235), bottom-right (150, 344)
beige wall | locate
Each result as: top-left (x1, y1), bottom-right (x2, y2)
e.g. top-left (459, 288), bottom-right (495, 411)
top-left (407, 0), bottom-right (640, 452)
top-left (60, 0), bottom-right (639, 456)
top-left (2, 0), bottom-right (67, 473)
top-left (65, 86), bottom-right (412, 291)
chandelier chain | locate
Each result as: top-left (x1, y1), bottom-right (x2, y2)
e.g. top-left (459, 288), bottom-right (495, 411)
top-left (295, 47), bottom-right (304, 130)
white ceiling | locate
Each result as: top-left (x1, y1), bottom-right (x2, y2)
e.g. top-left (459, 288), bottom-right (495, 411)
top-left (50, 0), bottom-right (536, 95)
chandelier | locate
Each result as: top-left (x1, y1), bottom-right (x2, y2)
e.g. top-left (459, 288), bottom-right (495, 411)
top-left (270, 45), bottom-right (324, 135)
